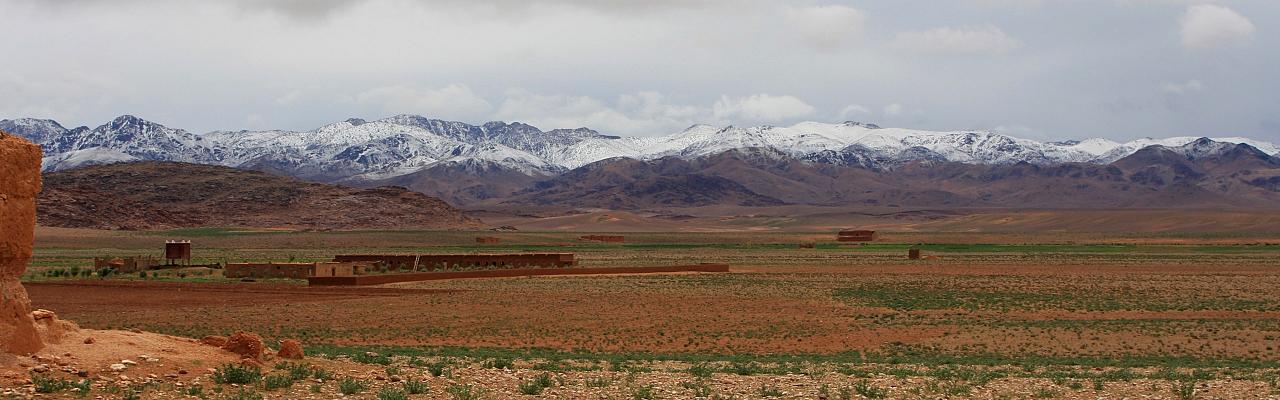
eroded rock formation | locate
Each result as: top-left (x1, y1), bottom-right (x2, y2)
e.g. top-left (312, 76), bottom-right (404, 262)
top-left (1, 132), bottom-right (44, 354)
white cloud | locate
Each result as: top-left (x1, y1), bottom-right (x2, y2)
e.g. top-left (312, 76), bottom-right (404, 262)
top-left (713, 94), bottom-right (815, 122)
top-left (786, 4), bottom-right (868, 50)
top-left (491, 90), bottom-right (817, 135)
top-left (1162, 79), bottom-right (1205, 94)
top-left (274, 90), bottom-right (303, 106)
top-left (890, 25), bottom-right (1020, 56)
top-left (883, 103), bottom-right (904, 116)
top-left (1180, 4), bottom-right (1255, 49)
top-left (493, 90), bottom-right (701, 135)
top-left (353, 84), bottom-right (492, 120)
top-left (838, 104), bottom-right (872, 119)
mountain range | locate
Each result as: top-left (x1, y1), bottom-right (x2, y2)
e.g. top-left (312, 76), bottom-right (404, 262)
top-left (4, 114), bottom-right (1280, 210)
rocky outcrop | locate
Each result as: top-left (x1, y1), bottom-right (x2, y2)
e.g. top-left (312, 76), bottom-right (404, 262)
top-left (221, 331), bottom-right (265, 361)
top-left (277, 339), bottom-right (304, 359)
top-left (1, 132), bottom-right (44, 354)
top-left (0, 132), bottom-right (76, 356)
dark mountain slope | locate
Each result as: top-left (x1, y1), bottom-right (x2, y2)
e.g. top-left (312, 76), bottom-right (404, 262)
top-left (38, 162), bottom-right (481, 230)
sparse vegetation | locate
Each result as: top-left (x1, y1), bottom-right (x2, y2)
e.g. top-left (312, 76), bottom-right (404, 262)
top-left (212, 364), bottom-right (261, 385)
top-left (339, 378), bottom-right (366, 395)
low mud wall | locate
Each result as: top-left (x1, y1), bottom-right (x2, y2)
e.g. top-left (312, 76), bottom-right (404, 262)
top-left (225, 263), bottom-right (315, 279)
top-left (333, 253), bottom-right (576, 269)
top-left (308, 263), bottom-right (730, 286)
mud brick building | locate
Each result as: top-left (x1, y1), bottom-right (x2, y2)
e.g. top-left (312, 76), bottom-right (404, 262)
top-left (334, 253), bottom-right (577, 270)
top-left (580, 235), bottom-right (625, 243)
top-left (837, 230), bottom-right (877, 242)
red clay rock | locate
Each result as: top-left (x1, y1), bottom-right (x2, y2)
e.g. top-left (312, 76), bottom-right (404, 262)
top-left (277, 339), bottom-right (304, 359)
top-left (220, 331), bottom-right (265, 361)
top-left (1, 132), bottom-right (44, 354)
top-left (200, 335), bottom-right (229, 347)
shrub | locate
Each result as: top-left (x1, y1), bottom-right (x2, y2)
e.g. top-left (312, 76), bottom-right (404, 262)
top-left (224, 388), bottom-right (264, 400)
top-left (446, 384), bottom-right (487, 400)
top-left (275, 362), bottom-right (312, 380)
top-left (32, 375), bottom-right (74, 393)
top-left (427, 361), bottom-right (450, 377)
top-left (853, 380), bottom-right (888, 399)
top-left (353, 352), bottom-right (392, 365)
top-left (585, 377), bottom-right (613, 388)
top-left (377, 387), bottom-right (409, 400)
top-left (1173, 381), bottom-right (1197, 400)
top-left (339, 378), bottom-right (366, 395)
top-left (758, 384), bottom-right (783, 397)
top-left (403, 379), bottom-right (429, 395)
top-left (312, 367), bottom-right (333, 380)
top-left (263, 374), bottom-right (295, 390)
top-left (518, 373), bottom-right (553, 395)
top-left (631, 385), bottom-right (655, 400)
top-left (184, 385), bottom-right (203, 396)
top-left (212, 364), bottom-right (261, 385)
top-left (687, 363), bottom-right (715, 378)
top-left (484, 357), bottom-right (514, 370)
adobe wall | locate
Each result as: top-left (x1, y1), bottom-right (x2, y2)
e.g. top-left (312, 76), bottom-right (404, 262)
top-left (309, 263), bottom-right (730, 286)
top-left (1, 133), bottom-right (44, 354)
top-left (333, 253), bottom-right (576, 269)
top-left (837, 230), bottom-right (876, 242)
top-left (224, 263), bottom-right (316, 279)
top-left (580, 235), bottom-right (625, 243)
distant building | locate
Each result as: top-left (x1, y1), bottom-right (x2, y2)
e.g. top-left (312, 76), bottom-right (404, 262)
top-left (837, 230), bottom-right (876, 242)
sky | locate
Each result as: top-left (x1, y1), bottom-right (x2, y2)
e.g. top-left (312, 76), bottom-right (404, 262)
top-left (2, 0), bottom-right (1276, 142)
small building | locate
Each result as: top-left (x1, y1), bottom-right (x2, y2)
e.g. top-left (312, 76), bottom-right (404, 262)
top-left (93, 255), bottom-right (158, 273)
top-left (580, 235), bottom-right (625, 243)
top-left (475, 237), bottom-right (502, 244)
top-left (837, 230), bottom-right (877, 242)
top-left (311, 262), bottom-right (359, 277)
top-left (165, 240), bottom-right (192, 265)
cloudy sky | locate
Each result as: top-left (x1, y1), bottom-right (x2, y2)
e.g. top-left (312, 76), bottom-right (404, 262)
top-left (2, 0), bottom-right (1276, 141)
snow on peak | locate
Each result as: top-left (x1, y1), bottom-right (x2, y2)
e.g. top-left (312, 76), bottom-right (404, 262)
top-left (11, 114), bottom-right (1279, 180)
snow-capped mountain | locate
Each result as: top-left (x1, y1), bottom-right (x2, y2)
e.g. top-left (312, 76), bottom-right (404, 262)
top-left (2, 115), bottom-right (1277, 179)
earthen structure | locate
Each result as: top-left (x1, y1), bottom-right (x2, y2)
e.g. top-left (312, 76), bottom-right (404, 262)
top-left (165, 240), bottom-right (192, 265)
top-left (475, 237), bottom-right (501, 244)
top-left (580, 235), bottom-right (625, 243)
top-left (93, 255), bottom-right (159, 273)
top-left (310, 263), bottom-right (730, 286)
top-left (225, 263), bottom-right (317, 279)
top-left (1, 133), bottom-right (75, 354)
top-left (224, 261), bottom-right (365, 279)
top-left (837, 230), bottom-right (877, 242)
top-left (333, 253), bottom-right (577, 270)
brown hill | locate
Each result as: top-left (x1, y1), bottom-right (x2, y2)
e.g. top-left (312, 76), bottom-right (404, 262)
top-left (38, 162), bottom-right (481, 230)
top-left (354, 159), bottom-right (540, 206)
top-left (498, 141), bottom-right (1280, 210)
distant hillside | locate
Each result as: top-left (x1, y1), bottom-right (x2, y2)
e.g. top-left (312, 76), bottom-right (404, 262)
top-left (38, 162), bottom-right (481, 230)
top-left (501, 139), bottom-right (1280, 210)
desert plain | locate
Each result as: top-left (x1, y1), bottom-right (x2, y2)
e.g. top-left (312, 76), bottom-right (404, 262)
top-left (7, 210), bottom-right (1280, 399)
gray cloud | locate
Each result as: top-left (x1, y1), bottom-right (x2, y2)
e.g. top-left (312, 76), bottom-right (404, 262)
top-left (1, 0), bottom-right (1276, 143)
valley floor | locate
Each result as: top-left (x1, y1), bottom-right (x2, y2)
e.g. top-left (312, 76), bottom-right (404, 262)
top-left (14, 226), bottom-right (1280, 398)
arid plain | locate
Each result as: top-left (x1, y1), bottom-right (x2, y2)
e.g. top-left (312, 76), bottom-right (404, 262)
top-left (16, 210), bottom-right (1280, 399)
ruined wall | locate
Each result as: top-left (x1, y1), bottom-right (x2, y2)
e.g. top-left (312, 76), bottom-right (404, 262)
top-left (310, 263), bottom-right (730, 286)
top-left (1, 133), bottom-right (44, 354)
top-left (225, 263), bottom-right (316, 279)
top-left (333, 253), bottom-right (576, 269)
top-left (837, 230), bottom-right (876, 242)
top-left (580, 235), bottom-right (625, 243)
